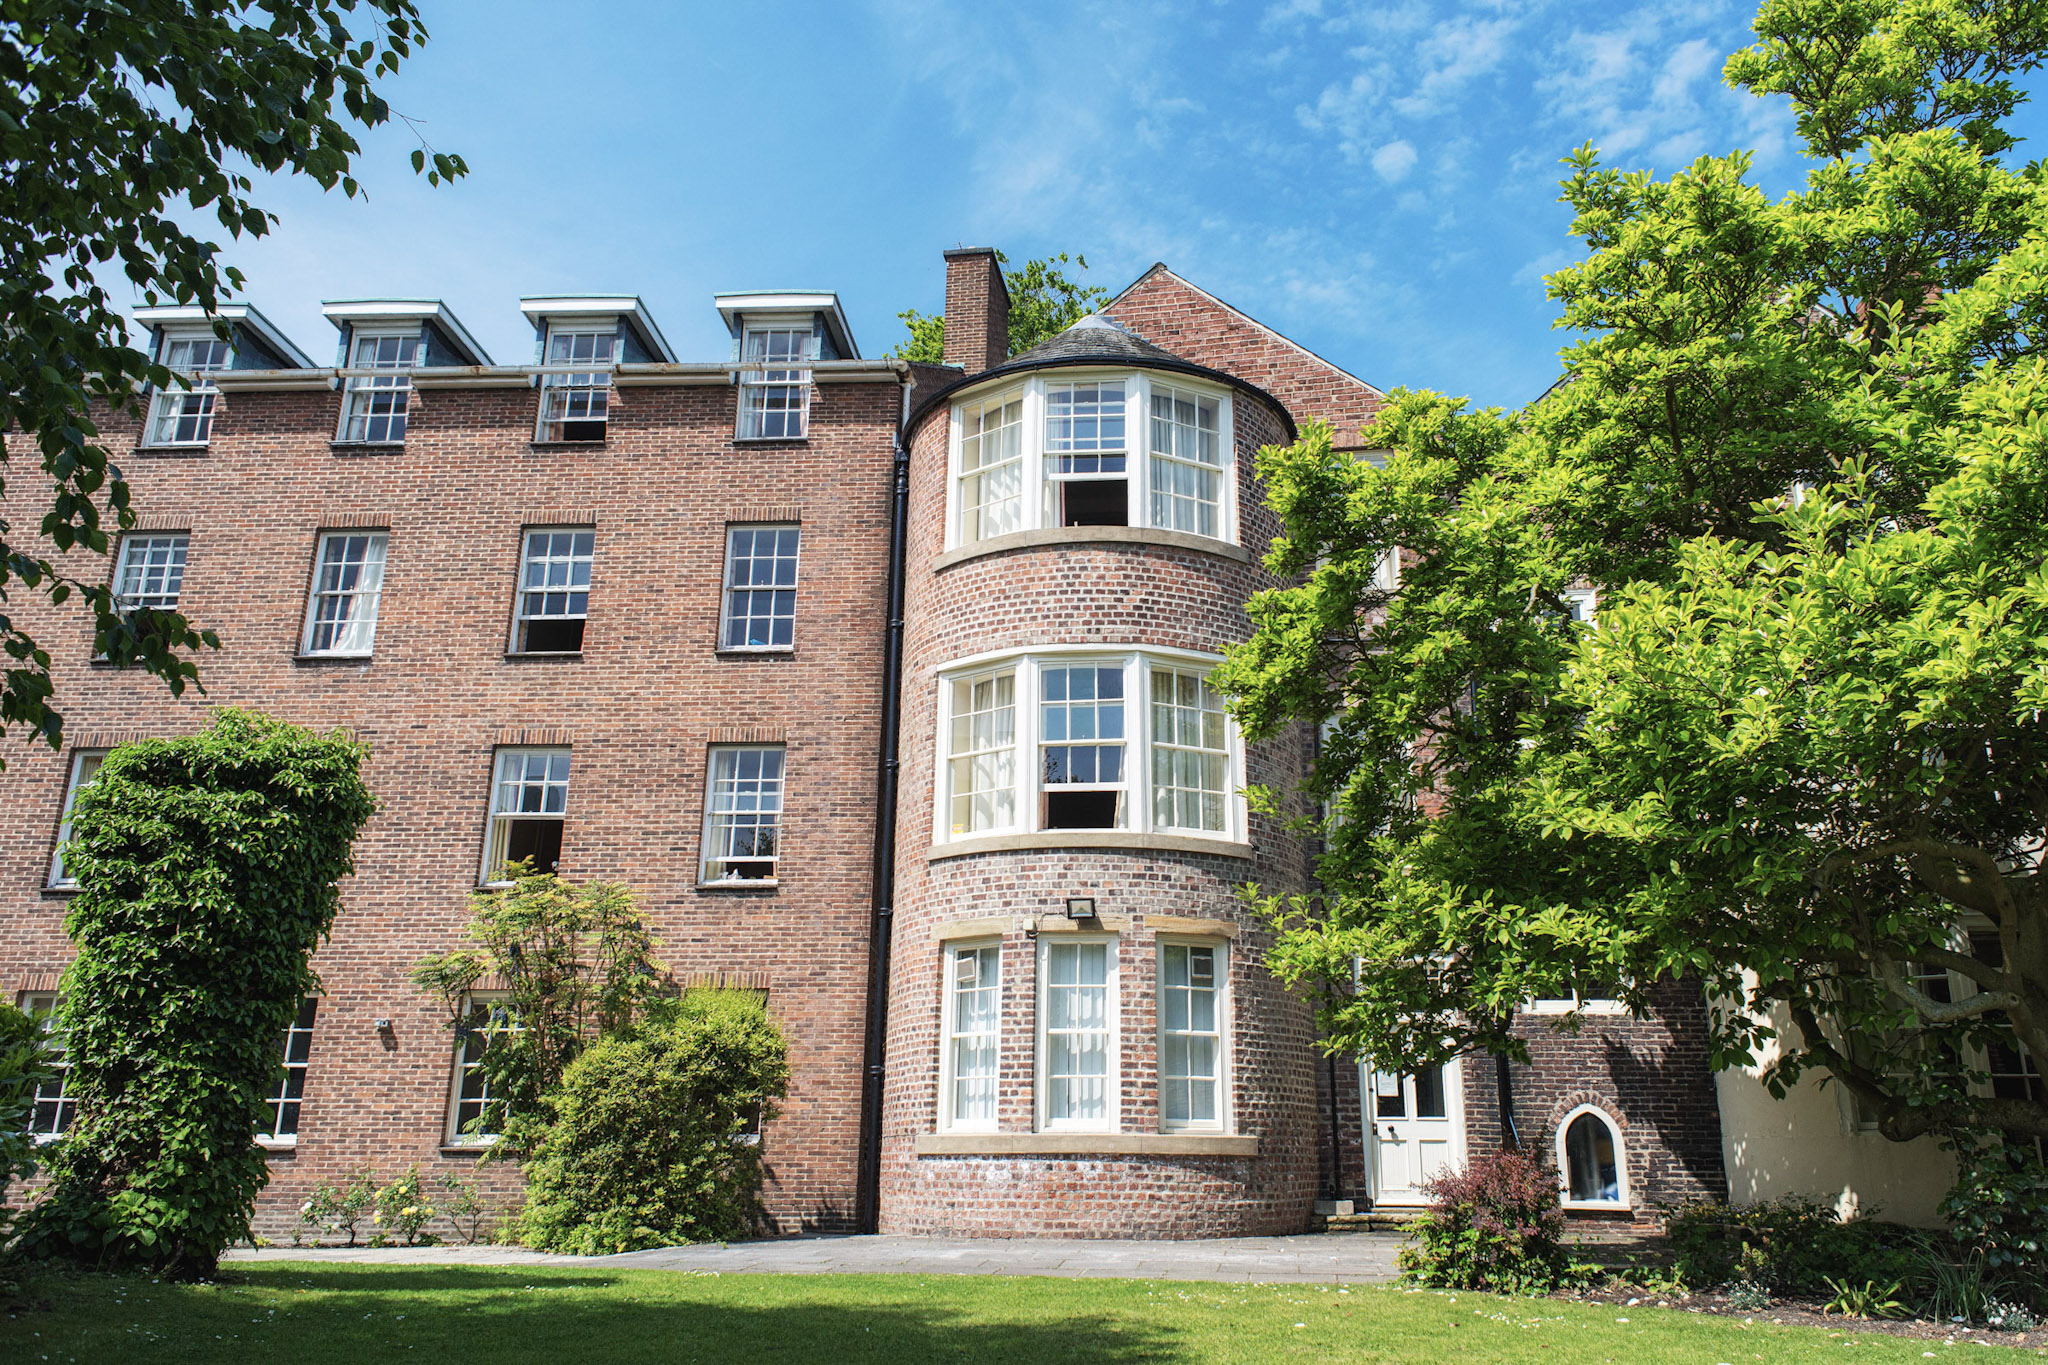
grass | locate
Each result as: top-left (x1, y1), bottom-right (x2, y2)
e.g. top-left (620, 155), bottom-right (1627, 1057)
top-left (2, 1262), bottom-right (2027, 1363)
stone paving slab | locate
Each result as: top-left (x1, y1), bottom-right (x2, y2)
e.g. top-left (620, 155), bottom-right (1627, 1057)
top-left (227, 1232), bottom-right (1405, 1284)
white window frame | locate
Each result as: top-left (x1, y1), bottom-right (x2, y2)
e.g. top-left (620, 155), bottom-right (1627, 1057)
top-left (736, 324), bottom-right (816, 440)
top-left (257, 997), bottom-right (318, 1147)
top-left (536, 324), bottom-right (618, 441)
top-left (933, 646), bottom-right (1244, 846)
top-left (1525, 985), bottom-right (1627, 1016)
top-left (145, 330), bottom-right (233, 446)
top-left (445, 990), bottom-right (518, 1146)
top-left (719, 524), bottom-right (801, 652)
top-left (945, 371), bottom-right (1236, 550)
top-left (337, 330), bottom-right (422, 444)
top-left (1036, 659), bottom-right (1130, 832)
top-left (20, 991), bottom-right (74, 1142)
top-left (513, 526), bottom-right (595, 654)
top-left (482, 746), bottom-right (572, 885)
top-left (1556, 1103), bottom-right (1629, 1209)
top-left (299, 530), bottom-right (389, 658)
top-left (112, 533), bottom-right (189, 614)
top-left (699, 744), bottom-right (786, 886)
top-left (1562, 587), bottom-right (1598, 624)
top-left (939, 939), bottom-right (1002, 1133)
top-left (1157, 937), bottom-right (1229, 1134)
top-left (48, 748), bottom-right (109, 888)
top-left (1034, 934), bottom-right (1120, 1134)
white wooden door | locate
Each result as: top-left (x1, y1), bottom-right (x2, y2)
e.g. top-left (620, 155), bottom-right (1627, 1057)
top-left (1362, 1059), bottom-right (1464, 1206)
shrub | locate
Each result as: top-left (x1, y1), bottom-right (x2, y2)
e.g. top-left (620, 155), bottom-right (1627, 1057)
top-left (1939, 1140), bottom-right (2048, 1306)
top-left (1396, 1145), bottom-right (1582, 1293)
top-left (517, 990), bottom-right (789, 1254)
top-left (298, 1167), bottom-right (378, 1247)
top-left (15, 712), bottom-right (375, 1277)
top-left (1663, 1196), bottom-right (1921, 1298)
top-left (440, 1174), bottom-right (489, 1245)
top-left (376, 1166), bottom-right (436, 1246)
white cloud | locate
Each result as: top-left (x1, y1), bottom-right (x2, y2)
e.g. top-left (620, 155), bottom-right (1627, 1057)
top-left (1372, 139), bottom-right (1418, 182)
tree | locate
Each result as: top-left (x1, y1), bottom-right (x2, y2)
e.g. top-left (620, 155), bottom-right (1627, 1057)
top-left (15, 710), bottom-right (375, 1277)
top-left (1222, 0), bottom-right (2048, 1150)
top-left (0, 1), bottom-right (464, 762)
top-left (889, 251), bottom-right (1111, 363)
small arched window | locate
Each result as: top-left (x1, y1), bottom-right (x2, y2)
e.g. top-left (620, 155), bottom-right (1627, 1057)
top-left (1558, 1106), bottom-right (1626, 1207)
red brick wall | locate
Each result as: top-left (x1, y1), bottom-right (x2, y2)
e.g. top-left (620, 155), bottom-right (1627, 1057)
top-left (1106, 266), bottom-right (1384, 447)
top-left (877, 373), bottom-right (1324, 1237)
top-left (0, 370), bottom-right (900, 1238)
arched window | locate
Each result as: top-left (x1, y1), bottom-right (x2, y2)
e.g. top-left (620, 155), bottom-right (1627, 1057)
top-left (1557, 1106), bottom-right (1626, 1207)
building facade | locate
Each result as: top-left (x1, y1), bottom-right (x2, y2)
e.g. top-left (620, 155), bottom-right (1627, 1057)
top-left (1, 244), bottom-right (1851, 1240)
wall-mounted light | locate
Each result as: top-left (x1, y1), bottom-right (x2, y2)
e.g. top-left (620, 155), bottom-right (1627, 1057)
top-left (374, 1018), bottom-right (393, 1031)
top-left (1065, 897), bottom-right (1098, 922)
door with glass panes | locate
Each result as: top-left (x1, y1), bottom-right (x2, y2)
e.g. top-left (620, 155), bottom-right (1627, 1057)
top-left (1361, 1059), bottom-right (1465, 1205)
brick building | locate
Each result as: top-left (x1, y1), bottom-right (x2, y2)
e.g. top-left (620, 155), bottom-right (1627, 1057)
top-left (1, 247), bottom-right (1741, 1240)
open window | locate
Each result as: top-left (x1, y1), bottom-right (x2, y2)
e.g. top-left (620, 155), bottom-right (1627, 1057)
top-left (1038, 663), bottom-right (1125, 829)
top-left (483, 748), bottom-right (570, 882)
top-left (339, 332), bottom-right (421, 443)
top-left (515, 527), bottom-right (594, 654)
top-left (1043, 380), bottom-right (1129, 527)
top-left (700, 745), bottom-right (784, 884)
top-left (146, 333), bottom-right (232, 446)
top-left (537, 328), bottom-right (617, 441)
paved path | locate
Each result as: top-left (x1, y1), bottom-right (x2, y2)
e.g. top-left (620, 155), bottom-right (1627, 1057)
top-left (229, 1232), bottom-right (1406, 1284)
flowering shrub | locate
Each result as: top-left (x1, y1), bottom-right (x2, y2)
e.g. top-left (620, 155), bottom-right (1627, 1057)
top-left (440, 1174), bottom-right (490, 1245)
top-left (298, 1167), bottom-right (378, 1247)
top-left (1397, 1145), bottom-right (1583, 1293)
top-left (376, 1165), bottom-right (436, 1246)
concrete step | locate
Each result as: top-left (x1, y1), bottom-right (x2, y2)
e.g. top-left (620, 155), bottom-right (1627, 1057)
top-left (1314, 1210), bottom-right (1423, 1233)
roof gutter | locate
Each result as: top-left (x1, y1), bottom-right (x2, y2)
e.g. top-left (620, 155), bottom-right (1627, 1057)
top-left (855, 377), bottom-right (913, 1234)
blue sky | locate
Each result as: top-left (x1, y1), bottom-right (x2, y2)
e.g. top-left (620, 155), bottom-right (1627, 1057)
top-left (175, 0), bottom-right (2048, 411)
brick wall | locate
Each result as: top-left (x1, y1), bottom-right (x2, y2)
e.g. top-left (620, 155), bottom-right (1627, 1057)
top-left (0, 368), bottom-right (901, 1238)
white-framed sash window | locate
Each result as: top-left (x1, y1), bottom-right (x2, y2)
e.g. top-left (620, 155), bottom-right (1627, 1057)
top-left (48, 748), bottom-right (108, 888)
top-left (112, 533), bottom-right (188, 613)
top-left (1158, 939), bottom-right (1227, 1132)
top-left (946, 371), bottom-right (1235, 549)
top-left (514, 527), bottom-right (594, 653)
top-left (258, 997), bottom-right (318, 1145)
top-left (537, 327), bottom-right (617, 441)
top-left (1037, 936), bottom-right (1117, 1132)
top-left (936, 647), bottom-right (1243, 845)
top-left (147, 333), bottom-right (232, 445)
top-left (447, 991), bottom-right (519, 1145)
top-left (483, 747), bottom-right (570, 883)
top-left (700, 745), bottom-right (785, 884)
top-left (301, 531), bottom-right (388, 656)
top-left (720, 525), bottom-right (800, 650)
top-left (738, 327), bottom-right (814, 440)
top-left (339, 332), bottom-right (422, 443)
top-left (941, 941), bottom-right (1001, 1132)
top-left (19, 991), bottom-right (74, 1140)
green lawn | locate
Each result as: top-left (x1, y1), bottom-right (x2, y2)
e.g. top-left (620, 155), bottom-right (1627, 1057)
top-left (1, 1263), bottom-right (2019, 1363)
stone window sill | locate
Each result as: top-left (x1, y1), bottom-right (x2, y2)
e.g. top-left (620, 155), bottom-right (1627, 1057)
top-left (930, 831), bottom-right (1253, 863)
top-left (934, 526), bottom-right (1251, 572)
top-left (294, 652), bottom-right (374, 666)
top-left (329, 440), bottom-right (406, 453)
top-left (529, 440), bottom-right (608, 452)
top-left (915, 1133), bottom-right (1258, 1158)
top-left (505, 650), bottom-right (583, 661)
top-left (716, 647), bottom-right (796, 659)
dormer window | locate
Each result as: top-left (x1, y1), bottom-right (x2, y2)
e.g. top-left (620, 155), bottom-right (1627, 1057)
top-left (340, 333), bottom-right (423, 444)
top-left (738, 326), bottom-right (814, 440)
top-left (948, 373), bottom-right (1235, 550)
top-left (147, 333), bottom-right (232, 446)
top-left (538, 327), bottom-right (617, 441)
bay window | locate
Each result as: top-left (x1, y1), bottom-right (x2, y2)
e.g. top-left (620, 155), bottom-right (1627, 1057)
top-left (936, 649), bottom-right (1240, 845)
top-left (948, 372), bottom-right (1235, 548)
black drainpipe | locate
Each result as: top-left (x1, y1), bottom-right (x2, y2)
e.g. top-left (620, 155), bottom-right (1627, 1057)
top-left (1496, 1050), bottom-right (1520, 1148)
top-left (854, 417), bottom-right (912, 1235)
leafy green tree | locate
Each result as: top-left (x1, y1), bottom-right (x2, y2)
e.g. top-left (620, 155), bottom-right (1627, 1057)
top-left (1222, 0), bottom-right (2048, 1149)
top-left (16, 711), bottom-right (375, 1276)
top-left (890, 251), bottom-right (1111, 362)
top-left (411, 869), bottom-right (663, 1154)
top-left (0, 1), bottom-right (464, 761)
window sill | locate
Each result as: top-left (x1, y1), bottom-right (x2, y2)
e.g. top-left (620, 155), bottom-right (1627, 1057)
top-left (695, 878), bottom-right (781, 893)
top-left (133, 442), bottom-right (210, 455)
top-left (505, 650), bottom-right (584, 661)
top-left (41, 883), bottom-right (81, 898)
top-left (930, 831), bottom-right (1253, 863)
top-left (731, 436), bottom-right (810, 446)
top-left (294, 652), bottom-right (375, 666)
top-left (715, 647), bottom-right (795, 659)
top-left (934, 526), bottom-right (1251, 572)
top-left (330, 440), bottom-right (407, 452)
top-left (915, 1132), bottom-right (1259, 1158)
top-left (529, 439), bottom-right (609, 451)
top-left (257, 1138), bottom-right (298, 1153)
top-left (1562, 1201), bottom-right (1633, 1215)
top-left (440, 1143), bottom-right (496, 1157)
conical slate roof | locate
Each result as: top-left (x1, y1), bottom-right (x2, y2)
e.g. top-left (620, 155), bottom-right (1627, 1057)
top-left (1002, 314), bottom-right (1190, 368)
top-left (906, 315), bottom-right (1297, 442)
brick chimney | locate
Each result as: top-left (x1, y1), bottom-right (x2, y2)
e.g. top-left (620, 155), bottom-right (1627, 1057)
top-left (942, 247), bottom-right (1010, 373)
